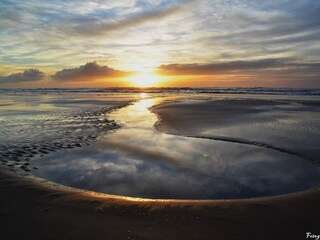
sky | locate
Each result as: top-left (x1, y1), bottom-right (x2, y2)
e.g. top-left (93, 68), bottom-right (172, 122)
top-left (0, 0), bottom-right (320, 88)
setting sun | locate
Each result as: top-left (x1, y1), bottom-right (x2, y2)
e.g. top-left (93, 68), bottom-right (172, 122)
top-left (128, 73), bottom-right (161, 87)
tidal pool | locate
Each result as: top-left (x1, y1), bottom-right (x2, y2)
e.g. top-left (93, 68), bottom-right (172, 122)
top-left (31, 97), bottom-right (320, 199)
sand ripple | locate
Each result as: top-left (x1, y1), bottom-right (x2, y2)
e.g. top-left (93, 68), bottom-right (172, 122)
top-left (0, 106), bottom-right (124, 173)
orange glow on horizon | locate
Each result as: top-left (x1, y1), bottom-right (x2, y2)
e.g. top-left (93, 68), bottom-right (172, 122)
top-left (127, 72), bottom-right (162, 87)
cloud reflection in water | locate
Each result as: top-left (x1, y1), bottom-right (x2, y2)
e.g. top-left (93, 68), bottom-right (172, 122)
top-left (32, 98), bottom-right (320, 199)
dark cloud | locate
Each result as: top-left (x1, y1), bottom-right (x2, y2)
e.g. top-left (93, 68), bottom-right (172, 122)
top-left (0, 69), bottom-right (46, 84)
top-left (53, 61), bottom-right (131, 81)
top-left (60, 5), bottom-right (187, 36)
top-left (158, 59), bottom-right (288, 75)
top-left (158, 59), bottom-right (320, 87)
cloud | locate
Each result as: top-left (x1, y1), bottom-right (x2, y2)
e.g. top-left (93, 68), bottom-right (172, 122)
top-left (199, 1), bottom-right (320, 53)
top-left (0, 5), bottom-right (22, 30)
top-left (1, 1), bottom-right (320, 88)
top-left (59, 3), bottom-right (190, 37)
top-left (158, 59), bottom-right (288, 75)
top-left (52, 61), bottom-right (131, 81)
top-left (158, 58), bottom-right (320, 87)
top-left (0, 69), bottom-right (46, 84)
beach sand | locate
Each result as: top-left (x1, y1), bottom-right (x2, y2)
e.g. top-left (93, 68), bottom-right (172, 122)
top-left (1, 168), bottom-right (320, 240)
top-left (1, 95), bottom-right (320, 239)
top-left (151, 98), bottom-right (320, 164)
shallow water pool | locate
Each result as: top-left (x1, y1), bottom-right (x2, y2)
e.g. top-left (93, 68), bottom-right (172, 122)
top-left (31, 97), bottom-right (320, 199)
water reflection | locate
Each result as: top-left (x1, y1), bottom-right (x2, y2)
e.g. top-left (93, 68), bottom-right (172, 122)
top-left (32, 97), bottom-right (320, 199)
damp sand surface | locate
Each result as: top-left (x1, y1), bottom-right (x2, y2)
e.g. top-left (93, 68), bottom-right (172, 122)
top-left (0, 92), bottom-right (137, 172)
top-left (1, 91), bottom-right (320, 239)
top-left (151, 97), bottom-right (320, 164)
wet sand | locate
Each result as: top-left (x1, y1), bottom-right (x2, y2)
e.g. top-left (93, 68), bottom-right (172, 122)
top-left (1, 95), bottom-right (320, 239)
top-left (1, 168), bottom-right (320, 240)
top-left (151, 98), bottom-right (320, 164)
top-left (0, 93), bottom-right (134, 173)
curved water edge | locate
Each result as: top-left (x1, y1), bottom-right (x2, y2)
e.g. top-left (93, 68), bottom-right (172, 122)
top-left (30, 97), bottom-right (320, 200)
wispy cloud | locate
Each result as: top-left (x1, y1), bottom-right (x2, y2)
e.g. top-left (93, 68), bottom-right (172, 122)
top-left (58, 4), bottom-right (189, 37)
top-left (0, 6), bottom-right (22, 30)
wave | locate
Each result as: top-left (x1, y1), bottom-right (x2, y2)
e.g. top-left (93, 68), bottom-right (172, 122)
top-left (0, 87), bottom-right (319, 96)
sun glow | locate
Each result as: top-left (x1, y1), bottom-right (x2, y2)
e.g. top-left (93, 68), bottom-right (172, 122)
top-left (128, 73), bottom-right (161, 87)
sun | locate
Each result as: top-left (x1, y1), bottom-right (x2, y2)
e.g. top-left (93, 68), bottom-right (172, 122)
top-left (128, 72), bottom-right (160, 87)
